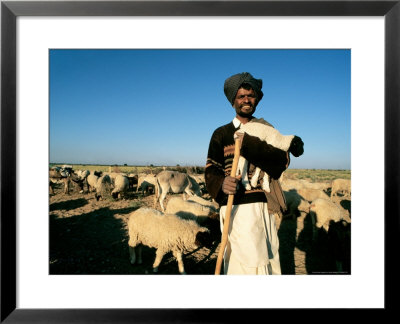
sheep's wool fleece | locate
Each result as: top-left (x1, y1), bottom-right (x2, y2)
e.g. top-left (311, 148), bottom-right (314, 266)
top-left (220, 202), bottom-right (281, 274)
top-left (128, 208), bottom-right (206, 252)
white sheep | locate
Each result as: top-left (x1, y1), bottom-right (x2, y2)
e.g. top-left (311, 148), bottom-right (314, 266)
top-left (297, 188), bottom-right (329, 202)
top-left (49, 168), bottom-right (71, 194)
top-left (72, 170), bottom-right (90, 193)
top-left (165, 196), bottom-right (219, 226)
top-left (104, 172), bottom-right (126, 186)
top-left (87, 173), bottom-right (99, 192)
top-left (94, 174), bottom-right (112, 201)
top-left (136, 174), bottom-right (157, 196)
top-left (188, 174), bottom-right (205, 186)
top-left (280, 178), bottom-right (331, 192)
top-left (236, 119), bottom-right (295, 192)
top-left (186, 195), bottom-right (219, 211)
top-left (155, 171), bottom-right (202, 211)
top-left (303, 182), bottom-right (331, 191)
top-left (280, 178), bottom-right (306, 191)
top-left (127, 207), bottom-right (211, 274)
top-left (188, 173), bottom-right (206, 193)
top-left (75, 169), bottom-right (90, 180)
top-left (309, 198), bottom-right (351, 234)
top-left (283, 190), bottom-right (311, 218)
top-left (331, 179), bottom-right (351, 198)
top-left (111, 174), bottom-right (129, 199)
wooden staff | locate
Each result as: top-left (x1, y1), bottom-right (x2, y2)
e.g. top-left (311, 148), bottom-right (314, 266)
top-left (215, 138), bottom-right (241, 275)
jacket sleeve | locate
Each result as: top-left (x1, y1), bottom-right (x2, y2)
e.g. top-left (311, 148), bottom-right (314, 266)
top-left (205, 129), bottom-right (228, 205)
top-left (240, 132), bottom-right (290, 179)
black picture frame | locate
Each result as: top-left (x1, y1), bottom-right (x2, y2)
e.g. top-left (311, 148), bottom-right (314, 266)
top-left (1, 0), bottom-right (398, 322)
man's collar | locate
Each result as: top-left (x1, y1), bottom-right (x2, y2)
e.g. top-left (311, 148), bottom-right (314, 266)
top-left (232, 117), bottom-right (241, 128)
top-left (232, 116), bottom-right (256, 128)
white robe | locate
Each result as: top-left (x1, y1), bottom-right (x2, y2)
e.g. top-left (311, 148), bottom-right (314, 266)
top-left (220, 202), bottom-right (281, 275)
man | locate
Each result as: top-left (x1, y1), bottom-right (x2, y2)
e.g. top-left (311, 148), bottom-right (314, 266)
top-left (205, 72), bottom-right (304, 275)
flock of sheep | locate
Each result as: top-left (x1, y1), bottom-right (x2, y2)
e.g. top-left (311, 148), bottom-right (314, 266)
top-left (49, 165), bottom-right (351, 274)
top-left (281, 176), bottom-right (351, 273)
top-left (281, 177), bottom-right (351, 229)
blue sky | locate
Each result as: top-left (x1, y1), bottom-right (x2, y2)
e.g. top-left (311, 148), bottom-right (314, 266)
top-left (49, 49), bottom-right (351, 169)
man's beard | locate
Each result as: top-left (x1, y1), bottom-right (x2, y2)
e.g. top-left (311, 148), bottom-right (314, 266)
top-left (237, 110), bottom-right (253, 117)
top-left (236, 105), bottom-right (255, 117)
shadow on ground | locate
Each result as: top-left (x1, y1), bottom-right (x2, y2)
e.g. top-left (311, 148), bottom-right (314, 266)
top-left (278, 216), bottom-right (297, 274)
top-left (50, 198), bottom-right (88, 211)
top-left (50, 206), bottom-right (133, 274)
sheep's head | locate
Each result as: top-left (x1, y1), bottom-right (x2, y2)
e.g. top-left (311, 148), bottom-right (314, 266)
top-left (194, 229), bottom-right (212, 248)
top-left (201, 213), bottom-right (221, 242)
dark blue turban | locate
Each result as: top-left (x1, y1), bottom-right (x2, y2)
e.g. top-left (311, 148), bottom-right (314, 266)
top-left (223, 72), bottom-right (264, 105)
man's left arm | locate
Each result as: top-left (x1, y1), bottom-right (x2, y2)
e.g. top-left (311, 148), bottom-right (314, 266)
top-left (239, 133), bottom-right (301, 179)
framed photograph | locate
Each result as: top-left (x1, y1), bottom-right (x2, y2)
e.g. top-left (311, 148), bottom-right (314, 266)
top-left (2, 0), bottom-right (398, 322)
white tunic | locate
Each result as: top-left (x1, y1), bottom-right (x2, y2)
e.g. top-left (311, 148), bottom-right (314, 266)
top-left (220, 202), bottom-right (281, 275)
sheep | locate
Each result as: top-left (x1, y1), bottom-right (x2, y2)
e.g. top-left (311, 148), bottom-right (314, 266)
top-left (186, 195), bottom-right (219, 211)
top-left (111, 174), bottom-right (129, 199)
top-left (127, 207), bottom-right (212, 274)
top-left (165, 197), bottom-right (220, 242)
top-left (75, 169), bottom-right (90, 180)
top-left (87, 173), bottom-right (99, 192)
top-left (127, 173), bottom-right (138, 190)
top-left (188, 173), bottom-right (206, 193)
top-left (297, 188), bottom-right (329, 202)
top-left (93, 170), bottom-right (103, 177)
top-left (281, 178), bottom-right (330, 192)
top-left (71, 169), bottom-right (90, 193)
top-left (61, 165), bottom-right (73, 174)
top-left (188, 174), bottom-right (205, 186)
top-left (165, 196), bottom-right (219, 225)
top-left (50, 166), bottom-right (90, 195)
top-left (104, 172), bottom-right (124, 186)
top-left (303, 182), bottom-right (331, 191)
top-left (280, 178), bottom-right (306, 191)
top-left (283, 189), bottom-right (311, 218)
top-left (331, 179), bottom-right (351, 198)
top-left (309, 198), bottom-right (351, 235)
top-left (282, 188), bottom-right (328, 231)
top-left (136, 174), bottom-right (157, 196)
top-left (49, 166), bottom-right (74, 194)
top-left (236, 119), bottom-right (296, 192)
top-left (155, 171), bottom-right (202, 211)
top-left (94, 174), bottom-right (112, 201)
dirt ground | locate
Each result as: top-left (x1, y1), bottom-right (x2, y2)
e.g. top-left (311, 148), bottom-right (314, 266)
top-left (49, 182), bottom-right (351, 275)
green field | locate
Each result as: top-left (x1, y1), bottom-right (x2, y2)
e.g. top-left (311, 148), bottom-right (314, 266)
top-left (284, 169), bottom-right (351, 182)
top-left (50, 163), bottom-right (350, 182)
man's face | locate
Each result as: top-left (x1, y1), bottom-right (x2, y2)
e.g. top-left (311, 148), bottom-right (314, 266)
top-left (232, 88), bottom-right (257, 118)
